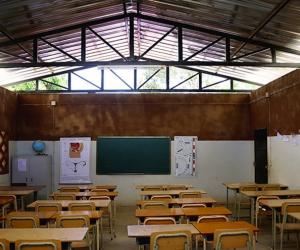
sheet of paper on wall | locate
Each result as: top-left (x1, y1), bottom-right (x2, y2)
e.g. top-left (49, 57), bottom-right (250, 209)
top-left (174, 136), bottom-right (197, 177)
top-left (17, 159), bottom-right (27, 172)
top-left (60, 137), bottom-right (91, 184)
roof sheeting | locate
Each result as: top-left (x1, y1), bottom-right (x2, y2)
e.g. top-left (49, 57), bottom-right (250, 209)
top-left (0, 0), bottom-right (299, 86)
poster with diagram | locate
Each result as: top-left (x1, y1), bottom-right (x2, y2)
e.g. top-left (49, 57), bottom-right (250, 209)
top-left (60, 137), bottom-right (91, 183)
top-left (174, 136), bottom-right (197, 177)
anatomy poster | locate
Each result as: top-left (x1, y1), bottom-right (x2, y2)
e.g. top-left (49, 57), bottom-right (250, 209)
top-left (60, 137), bottom-right (91, 183)
top-left (174, 136), bottom-right (197, 177)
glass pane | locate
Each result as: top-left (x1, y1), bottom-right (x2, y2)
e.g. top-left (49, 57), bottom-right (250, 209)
top-left (103, 68), bottom-right (133, 90)
top-left (6, 81), bottom-right (36, 91)
top-left (170, 67), bottom-right (199, 89)
top-left (233, 81), bottom-right (259, 90)
top-left (202, 74), bottom-right (227, 87)
top-left (137, 67), bottom-right (166, 89)
top-left (205, 80), bottom-right (231, 90)
top-left (39, 75), bottom-right (68, 90)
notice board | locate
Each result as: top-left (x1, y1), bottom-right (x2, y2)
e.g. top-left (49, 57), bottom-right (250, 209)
top-left (96, 137), bottom-right (170, 174)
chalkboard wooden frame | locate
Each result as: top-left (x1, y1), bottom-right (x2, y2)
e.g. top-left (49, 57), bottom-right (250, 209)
top-left (96, 136), bottom-right (171, 175)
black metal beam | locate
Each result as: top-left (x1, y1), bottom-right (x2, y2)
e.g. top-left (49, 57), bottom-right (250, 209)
top-left (87, 26), bottom-right (126, 60)
top-left (271, 48), bottom-right (277, 63)
top-left (140, 26), bottom-right (176, 58)
top-left (0, 49), bottom-right (32, 62)
top-left (39, 37), bottom-right (79, 62)
top-left (138, 68), bottom-right (161, 89)
top-left (109, 69), bottom-right (133, 89)
top-left (202, 78), bottom-right (229, 89)
top-left (170, 72), bottom-right (198, 89)
top-left (129, 15), bottom-right (134, 60)
top-left (178, 26), bottom-right (183, 61)
top-left (0, 61), bottom-right (298, 68)
top-left (40, 79), bottom-right (68, 90)
top-left (72, 71), bottom-right (101, 89)
top-left (184, 36), bottom-right (223, 61)
top-left (225, 37), bottom-right (230, 62)
top-left (33, 38), bottom-right (38, 63)
top-left (166, 66), bottom-right (170, 90)
top-left (232, 47), bottom-right (269, 61)
top-left (81, 27), bottom-right (86, 62)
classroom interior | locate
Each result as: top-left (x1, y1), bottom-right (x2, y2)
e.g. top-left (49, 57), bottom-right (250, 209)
top-left (0, 0), bottom-right (300, 249)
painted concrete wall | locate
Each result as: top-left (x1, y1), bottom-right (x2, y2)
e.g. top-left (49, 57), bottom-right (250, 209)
top-left (268, 135), bottom-right (300, 188)
top-left (12, 140), bottom-right (254, 205)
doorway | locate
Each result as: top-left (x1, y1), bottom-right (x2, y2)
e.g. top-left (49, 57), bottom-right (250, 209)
top-left (254, 129), bottom-right (268, 183)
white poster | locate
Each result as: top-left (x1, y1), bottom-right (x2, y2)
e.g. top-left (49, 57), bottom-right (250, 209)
top-left (174, 136), bottom-right (197, 177)
top-left (60, 137), bottom-right (91, 184)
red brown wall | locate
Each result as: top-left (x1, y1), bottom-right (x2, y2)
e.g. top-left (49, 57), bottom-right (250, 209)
top-left (0, 87), bottom-right (17, 139)
top-left (250, 69), bottom-right (300, 136)
top-left (16, 93), bottom-right (251, 140)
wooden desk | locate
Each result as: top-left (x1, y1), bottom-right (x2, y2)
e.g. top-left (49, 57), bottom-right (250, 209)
top-left (135, 208), bottom-right (184, 223)
top-left (223, 182), bottom-right (288, 217)
top-left (139, 189), bottom-right (206, 200)
top-left (58, 185), bottom-right (117, 192)
top-left (136, 197), bottom-right (217, 208)
top-left (241, 190), bottom-right (300, 225)
top-left (28, 200), bottom-right (110, 210)
top-left (182, 207), bottom-right (232, 219)
top-left (128, 224), bottom-right (199, 246)
top-left (0, 186), bottom-right (45, 204)
top-left (192, 221), bottom-right (258, 249)
top-left (288, 212), bottom-right (300, 221)
top-left (136, 184), bottom-right (193, 190)
top-left (259, 199), bottom-right (300, 250)
top-left (0, 227), bottom-right (88, 248)
top-left (0, 190), bottom-right (35, 210)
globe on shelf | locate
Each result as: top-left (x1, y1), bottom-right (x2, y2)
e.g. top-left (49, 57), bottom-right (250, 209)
top-left (32, 140), bottom-right (46, 154)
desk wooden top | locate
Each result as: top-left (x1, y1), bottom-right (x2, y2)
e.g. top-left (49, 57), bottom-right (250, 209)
top-left (27, 200), bottom-right (110, 209)
top-left (0, 190), bottom-right (34, 196)
top-left (59, 185), bottom-right (117, 191)
top-left (288, 212), bottom-right (300, 221)
top-left (259, 199), bottom-right (300, 208)
top-left (0, 228), bottom-right (88, 242)
top-left (0, 185), bottom-right (45, 192)
top-left (136, 184), bottom-right (192, 190)
top-left (135, 208), bottom-right (184, 218)
top-left (0, 197), bottom-right (14, 206)
top-left (241, 189), bottom-right (300, 198)
top-left (136, 197), bottom-right (216, 207)
top-left (51, 191), bottom-right (118, 198)
top-left (139, 189), bottom-right (206, 196)
top-left (128, 224), bottom-right (199, 237)
top-left (192, 221), bottom-right (258, 236)
top-left (8, 210), bottom-right (103, 220)
top-left (223, 182), bottom-right (288, 190)
top-left (182, 207), bottom-right (232, 217)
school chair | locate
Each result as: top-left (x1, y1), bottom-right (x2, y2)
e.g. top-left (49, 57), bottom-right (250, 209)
top-left (68, 202), bottom-right (96, 211)
top-left (179, 192), bottom-right (201, 199)
top-left (59, 187), bottom-right (80, 192)
top-left (89, 196), bottom-right (113, 239)
top-left (53, 193), bottom-right (76, 200)
top-left (196, 215), bottom-right (229, 249)
top-left (261, 184), bottom-right (281, 191)
top-left (35, 202), bottom-right (62, 212)
top-left (255, 195), bottom-right (279, 227)
top-left (144, 217), bottom-right (176, 225)
top-left (276, 202), bottom-right (300, 250)
top-left (91, 188), bottom-right (109, 192)
top-left (167, 185), bottom-right (187, 190)
top-left (15, 239), bottom-right (61, 250)
top-left (237, 185), bottom-right (258, 220)
top-left (0, 239), bottom-right (9, 250)
top-left (151, 195), bottom-right (172, 201)
top-left (6, 214), bottom-right (39, 228)
top-left (150, 230), bottom-right (192, 250)
top-left (181, 204), bottom-right (206, 208)
top-left (213, 229), bottom-right (253, 250)
top-left (56, 215), bottom-right (93, 250)
top-left (142, 201), bottom-right (168, 210)
top-left (143, 186), bottom-right (164, 191)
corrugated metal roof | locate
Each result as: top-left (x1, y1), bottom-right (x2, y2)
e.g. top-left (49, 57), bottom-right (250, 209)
top-left (0, 0), bottom-right (299, 86)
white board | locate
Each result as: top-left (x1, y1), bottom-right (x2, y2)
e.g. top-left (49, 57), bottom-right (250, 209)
top-left (60, 137), bottom-right (91, 184)
top-left (174, 136), bottom-right (197, 177)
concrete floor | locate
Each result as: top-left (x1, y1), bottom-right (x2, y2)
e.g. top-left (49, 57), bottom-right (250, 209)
top-left (101, 206), bottom-right (299, 250)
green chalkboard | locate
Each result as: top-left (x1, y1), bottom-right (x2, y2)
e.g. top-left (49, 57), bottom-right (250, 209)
top-left (96, 137), bottom-right (170, 174)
